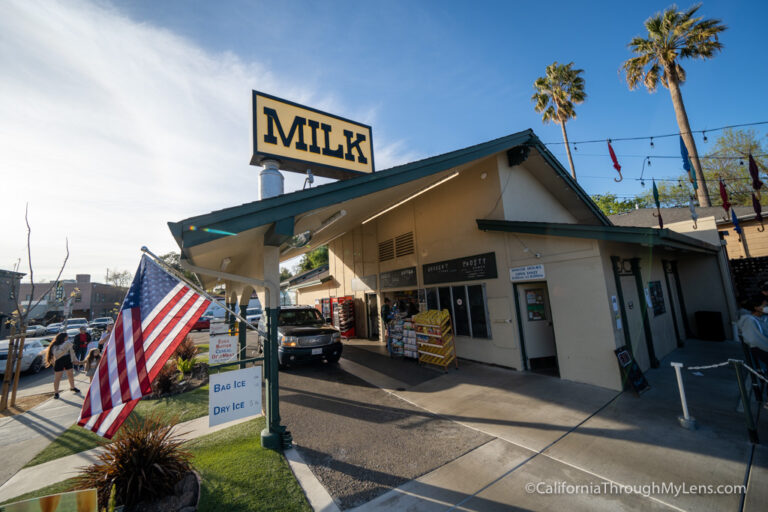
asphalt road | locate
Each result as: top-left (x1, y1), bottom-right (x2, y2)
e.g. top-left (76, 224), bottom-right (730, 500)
top-left (279, 353), bottom-right (493, 510)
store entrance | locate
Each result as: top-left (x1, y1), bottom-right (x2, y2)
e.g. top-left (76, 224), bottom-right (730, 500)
top-left (366, 293), bottom-right (379, 340)
top-left (516, 282), bottom-right (559, 377)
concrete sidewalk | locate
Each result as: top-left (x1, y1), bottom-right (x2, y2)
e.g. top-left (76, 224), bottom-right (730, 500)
top-left (0, 413), bottom-right (256, 503)
top-left (343, 339), bottom-right (767, 511)
top-left (0, 371), bottom-right (90, 487)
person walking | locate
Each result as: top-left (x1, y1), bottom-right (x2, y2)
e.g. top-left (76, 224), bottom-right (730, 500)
top-left (72, 326), bottom-right (91, 372)
top-left (737, 294), bottom-right (768, 369)
top-left (97, 323), bottom-right (113, 350)
top-left (84, 347), bottom-right (102, 382)
top-left (44, 332), bottom-right (81, 399)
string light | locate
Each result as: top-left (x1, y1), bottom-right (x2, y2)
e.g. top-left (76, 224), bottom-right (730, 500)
top-left (703, 131), bottom-right (708, 143)
top-left (542, 120), bottom-right (768, 146)
top-left (649, 137), bottom-right (654, 149)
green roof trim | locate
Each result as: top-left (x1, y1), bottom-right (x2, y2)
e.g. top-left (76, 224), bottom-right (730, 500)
top-left (476, 219), bottom-right (718, 254)
top-left (169, 129), bottom-right (610, 250)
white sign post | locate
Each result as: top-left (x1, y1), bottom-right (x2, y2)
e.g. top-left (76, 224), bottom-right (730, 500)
top-left (209, 366), bottom-right (262, 427)
top-left (509, 264), bottom-right (546, 282)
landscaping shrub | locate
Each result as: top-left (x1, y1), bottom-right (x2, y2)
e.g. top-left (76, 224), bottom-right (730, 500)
top-left (176, 357), bottom-right (195, 378)
top-left (174, 336), bottom-right (198, 362)
top-left (152, 361), bottom-right (177, 396)
top-left (75, 414), bottom-right (191, 510)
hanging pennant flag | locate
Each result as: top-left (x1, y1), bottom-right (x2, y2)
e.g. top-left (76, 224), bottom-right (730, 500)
top-left (689, 196), bottom-right (698, 229)
top-left (680, 136), bottom-right (697, 190)
top-left (749, 153), bottom-right (763, 195)
top-left (652, 179), bottom-right (663, 229)
top-left (679, 136), bottom-right (691, 172)
top-left (752, 193), bottom-right (765, 232)
top-left (719, 178), bottom-right (731, 213)
top-left (731, 208), bottom-right (743, 240)
top-left (607, 140), bottom-right (623, 182)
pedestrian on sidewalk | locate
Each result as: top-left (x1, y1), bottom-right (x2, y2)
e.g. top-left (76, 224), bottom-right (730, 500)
top-left (72, 326), bottom-right (91, 372)
top-left (737, 294), bottom-right (768, 370)
top-left (97, 323), bottom-right (113, 351)
top-left (44, 332), bottom-right (82, 399)
top-left (84, 347), bottom-right (101, 382)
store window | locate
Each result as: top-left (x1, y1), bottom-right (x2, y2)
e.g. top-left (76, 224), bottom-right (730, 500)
top-left (426, 284), bottom-right (491, 339)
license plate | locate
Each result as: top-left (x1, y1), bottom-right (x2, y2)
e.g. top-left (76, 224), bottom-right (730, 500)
top-left (311, 348), bottom-right (322, 355)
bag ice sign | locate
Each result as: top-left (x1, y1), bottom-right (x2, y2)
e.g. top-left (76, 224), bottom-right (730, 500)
top-left (208, 366), bottom-right (262, 427)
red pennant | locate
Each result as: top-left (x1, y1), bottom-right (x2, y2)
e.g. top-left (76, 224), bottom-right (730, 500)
top-left (719, 178), bottom-right (731, 213)
top-left (607, 141), bottom-right (621, 172)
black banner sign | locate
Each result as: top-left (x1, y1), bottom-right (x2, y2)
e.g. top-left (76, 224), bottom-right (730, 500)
top-left (422, 252), bottom-right (497, 285)
top-left (380, 267), bottom-right (417, 289)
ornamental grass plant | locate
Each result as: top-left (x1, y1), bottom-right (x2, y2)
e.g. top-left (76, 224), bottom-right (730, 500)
top-left (75, 414), bottom-right (192, 510)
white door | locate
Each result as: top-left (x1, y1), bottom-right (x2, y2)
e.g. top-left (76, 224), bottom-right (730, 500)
top-left (518, 283), bottom-right (556, 360)
top-left (620, 275), bottom-right (649, 372)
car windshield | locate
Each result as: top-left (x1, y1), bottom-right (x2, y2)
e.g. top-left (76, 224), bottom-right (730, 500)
top-left (279, 309), bottom-right (324, 326)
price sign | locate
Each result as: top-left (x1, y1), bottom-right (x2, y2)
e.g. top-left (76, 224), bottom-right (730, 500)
top-left (209, 366), bottom-right (262, 427)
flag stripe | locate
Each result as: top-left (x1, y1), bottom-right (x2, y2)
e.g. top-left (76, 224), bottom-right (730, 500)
top-left (142, 285), bottom-right (188, 340)
top-left (145, 291), bottom-right (198, 363)
top-left (114, 311), bottom-right (132, 404)
top-left (131, 311), bottom-right (150, 396)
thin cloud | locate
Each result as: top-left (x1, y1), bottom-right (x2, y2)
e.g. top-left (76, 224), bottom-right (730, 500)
top-left (0, 0), bottom-right (414, 281)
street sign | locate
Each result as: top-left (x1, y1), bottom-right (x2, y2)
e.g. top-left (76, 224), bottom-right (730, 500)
top-left (509, 264), bottom-right (545, 282)
top-left (209, 366), bottom-right (262, 427)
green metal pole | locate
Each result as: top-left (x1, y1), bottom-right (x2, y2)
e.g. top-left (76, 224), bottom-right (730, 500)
top-left (239, 304), bottom-right (248, 369)
top-left (731, 359), bottom-right (759, 444)
top-left (261, 306), bottom-right (291, 450)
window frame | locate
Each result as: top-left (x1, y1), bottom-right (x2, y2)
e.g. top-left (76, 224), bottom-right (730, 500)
top-left (425, 283), bottom-right (491, 339)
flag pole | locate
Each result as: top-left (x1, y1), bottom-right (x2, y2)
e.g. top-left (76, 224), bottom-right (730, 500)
top-left (140, 247), bottom-right (258, 331)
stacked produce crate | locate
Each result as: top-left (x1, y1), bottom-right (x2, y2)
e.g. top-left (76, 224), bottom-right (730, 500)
top-left (413, 310), bottom-right (458, 371)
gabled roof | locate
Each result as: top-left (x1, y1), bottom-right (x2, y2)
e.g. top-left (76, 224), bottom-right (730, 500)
top-left (169, 129), bottom-right (610, 250)
top-left (477, 219), bottom-right (719, 254)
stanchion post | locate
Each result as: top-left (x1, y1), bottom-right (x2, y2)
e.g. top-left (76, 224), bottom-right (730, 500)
top-left (730, 359), bottom-right (759, 444)
top-left (671, 362), bottom-right (697, 430)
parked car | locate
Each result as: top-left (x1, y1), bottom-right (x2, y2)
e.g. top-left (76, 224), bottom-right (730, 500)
top-left (45, 322), bottom-right (62, 335)
top-left (192, 315), bottom-right (211, 331)
top-left (245, 307), bottom-right (262, 328)
top-left (62, 318), bottom-right (89, 330)
top-left (257, 305), bottom-right (341, 368)
top-left (25, 325), bottom-right (47, 337)
top-left (0, 338), bottom-right (46, 374)
top-left (89, 317), bottom-right (114, 329)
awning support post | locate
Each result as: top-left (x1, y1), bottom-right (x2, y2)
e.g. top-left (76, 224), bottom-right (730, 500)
top-left (178, 258), bottom-right (291, 451)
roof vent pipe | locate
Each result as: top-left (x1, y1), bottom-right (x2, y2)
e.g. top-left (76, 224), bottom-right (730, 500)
top-left (259, 159), bottom-right (284, 200)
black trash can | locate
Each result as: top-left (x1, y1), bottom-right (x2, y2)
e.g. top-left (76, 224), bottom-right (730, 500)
top-left (695, 311), bottom-right (726, 341)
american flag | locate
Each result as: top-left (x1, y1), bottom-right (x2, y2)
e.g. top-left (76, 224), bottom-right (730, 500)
top-left (78, 255), bottom-right (210, 438)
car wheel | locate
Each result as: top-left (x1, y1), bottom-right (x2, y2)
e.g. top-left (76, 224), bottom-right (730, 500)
top-left (28, 356), bottom-right (43, 374)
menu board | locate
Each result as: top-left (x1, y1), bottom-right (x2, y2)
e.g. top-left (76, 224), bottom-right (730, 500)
top-left (380, 267), bottom-right (417, 289)
top-left (648, 281), bottom-right (666, 316)
top-left (422, 252), bottom-right (497, 285)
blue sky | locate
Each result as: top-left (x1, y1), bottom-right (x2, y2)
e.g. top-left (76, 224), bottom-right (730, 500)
top-left (1, 0), bottom-right (766, 279)
top-left (119, 0), bottom-right (768, 196)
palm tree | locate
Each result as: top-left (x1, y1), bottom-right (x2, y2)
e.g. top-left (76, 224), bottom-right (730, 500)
top-left (622, 4), bottom-right (726, 207)
top-left (531, 61), bottom-right (586, 180)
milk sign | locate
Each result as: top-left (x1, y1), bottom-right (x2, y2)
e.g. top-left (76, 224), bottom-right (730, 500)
top-left (209, 366), bottom-right (262, 427)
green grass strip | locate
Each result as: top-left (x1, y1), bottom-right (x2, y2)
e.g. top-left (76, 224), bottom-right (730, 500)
top-left (6, 418), bottom-right (311, 512)
top-left (25, 384), bottom-right (210, 467)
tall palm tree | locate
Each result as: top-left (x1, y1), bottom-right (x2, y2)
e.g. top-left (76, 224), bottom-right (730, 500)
top-left (622, 4), bottom-right (726, 207)
top-left (531, 61), bottom-right (586, 180)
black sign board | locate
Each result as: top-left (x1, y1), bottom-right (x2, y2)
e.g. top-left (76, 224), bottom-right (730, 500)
top-left (380, 267), bottom-right (417, 289)
top-left (422, 252), bottom-right (498, 285)
top-left (614, 346), bottom-right (650, 395)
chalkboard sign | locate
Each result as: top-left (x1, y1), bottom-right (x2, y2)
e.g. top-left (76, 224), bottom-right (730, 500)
top-left (614, 346), bottom-right (650, 395)
top-left (423, 252), bottom-right (497, 285)
top-left (380, 267), bottom-right (417, 289)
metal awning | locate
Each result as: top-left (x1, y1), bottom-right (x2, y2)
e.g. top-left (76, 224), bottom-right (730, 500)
top-left (476, 219), bottom-right (719, 254)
